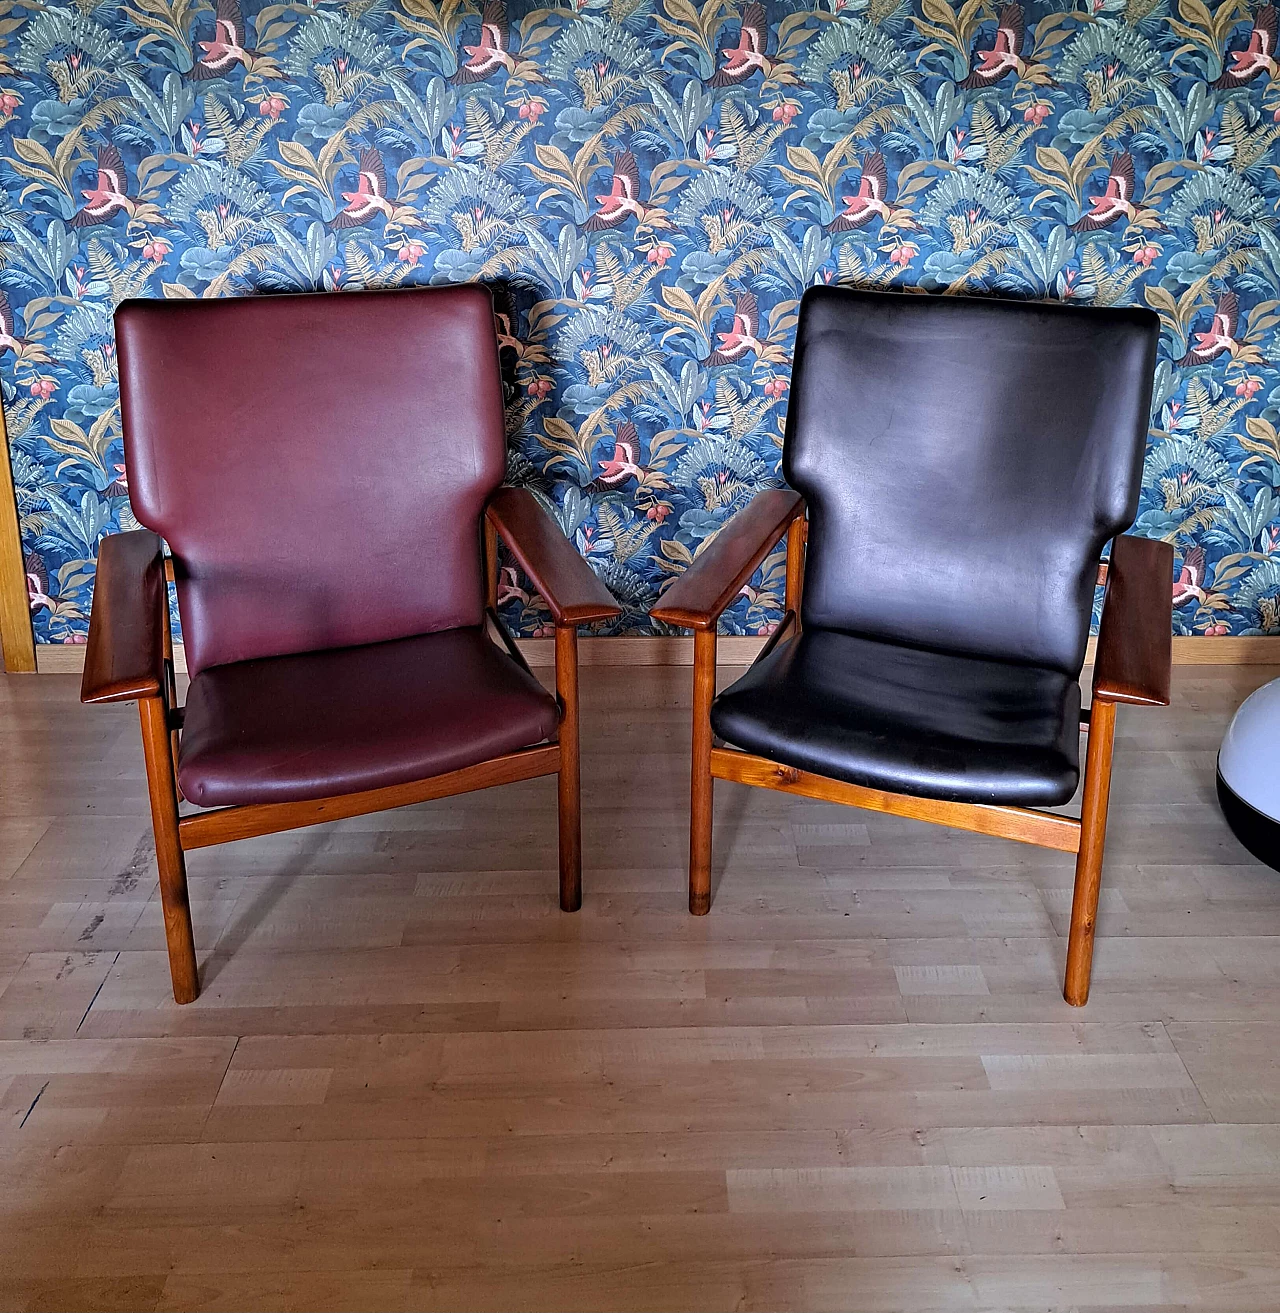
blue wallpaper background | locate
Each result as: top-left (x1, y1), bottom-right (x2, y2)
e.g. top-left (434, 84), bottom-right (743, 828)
top-left (2, 0), bottom-right (1280, 642)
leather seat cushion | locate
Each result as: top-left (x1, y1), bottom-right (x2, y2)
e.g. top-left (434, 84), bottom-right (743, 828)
top-left (178, 627), bottom-right (559, 808)
top-left (711, 628), bottom-right (1082, 807)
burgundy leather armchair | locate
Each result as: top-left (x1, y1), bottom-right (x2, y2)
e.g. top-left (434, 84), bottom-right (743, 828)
top-left (82, 286), bottom-right (618, 1003)
top-left (654, 286), bottom-right (1173, 1007)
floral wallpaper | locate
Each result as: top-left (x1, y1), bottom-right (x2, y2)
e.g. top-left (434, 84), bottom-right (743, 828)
top-left (2, 0), bottom-right (1280, 644)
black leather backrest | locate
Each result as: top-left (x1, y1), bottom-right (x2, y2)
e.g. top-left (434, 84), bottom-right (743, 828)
top-left (784, 286), bottom-right (1158, 675)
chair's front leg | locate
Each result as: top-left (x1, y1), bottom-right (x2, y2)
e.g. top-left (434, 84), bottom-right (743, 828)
top-left (138, 694), bottom-right (199, 1003)
top-left (690, 627), bottom-right (717, 914)
top-left (1064, 698), bottom-right (1117, 1006)
top-left (554, 623), bottom-right (582, 912)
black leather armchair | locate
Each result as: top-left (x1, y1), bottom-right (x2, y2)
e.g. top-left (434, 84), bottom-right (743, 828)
top-left (654, 286), bottom-right (1173, 1006)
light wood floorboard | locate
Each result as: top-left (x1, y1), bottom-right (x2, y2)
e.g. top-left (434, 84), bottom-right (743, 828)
top-left (2, 664), bottom-right (1280, 1311)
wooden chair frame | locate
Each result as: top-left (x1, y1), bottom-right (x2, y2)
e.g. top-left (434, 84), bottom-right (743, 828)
top-left (81, 487), bottom-right (619, 1003)
top-left (652, 491), bottom-right (1174, 1006)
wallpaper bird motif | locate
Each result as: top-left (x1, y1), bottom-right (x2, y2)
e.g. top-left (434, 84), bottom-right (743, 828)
top-left (2, 0), bottom-right (1280, 643)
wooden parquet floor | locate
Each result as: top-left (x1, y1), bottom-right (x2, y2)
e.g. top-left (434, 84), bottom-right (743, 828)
top-left (2, 664), bottom-right (1280, 1312)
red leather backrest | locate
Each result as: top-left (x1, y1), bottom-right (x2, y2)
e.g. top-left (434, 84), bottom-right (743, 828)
top-left (116, 286), bottom-right (506, 673)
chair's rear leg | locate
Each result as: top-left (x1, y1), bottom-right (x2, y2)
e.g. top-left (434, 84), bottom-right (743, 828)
top-left (555, 624), bottom-right (582, 913)
top-left (690, 628), bottom-right (717, 915)
top-left (138, 695), bottom-right (199, 1004)
top-left (1064, 698), bottom-right (1117, 1007)
top-left (483, 517), bottom-right (499, 610)
top-left (784, 514), bottom-right (805, 623)
top-left (160, 609), bottom-right (183, 802)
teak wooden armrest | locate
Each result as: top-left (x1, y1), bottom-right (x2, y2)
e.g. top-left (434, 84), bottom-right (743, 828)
top-left (1091, 533), bottom-right (1174, 707)
top-left (651, 489), bottom-right (806, 630)
top-left (81, 529), bottom-right (168, 705)
top-left (485, 487), bottom-right (619, 626)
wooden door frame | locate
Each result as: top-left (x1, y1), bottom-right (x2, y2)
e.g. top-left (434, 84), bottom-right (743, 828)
top-left (0, 398), bottom-right (37, 672)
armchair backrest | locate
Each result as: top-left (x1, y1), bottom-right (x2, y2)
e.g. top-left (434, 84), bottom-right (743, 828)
top-left (116, 285), bottom-right (506, 674)
top-left (783, 286), bottom-right (1158, 675)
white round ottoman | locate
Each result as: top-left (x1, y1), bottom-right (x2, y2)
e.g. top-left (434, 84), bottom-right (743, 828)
top-left (1218, 677), bottom-right (1280, 872)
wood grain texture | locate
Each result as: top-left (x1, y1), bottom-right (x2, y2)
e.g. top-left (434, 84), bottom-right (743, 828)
top-left (483, 515), bottom-right (499, 611)
top-left (711, 748), bottom-right (1083, 854)
top-left (1065, 698), bottom-right (1118, 1007)
top-left (783, 515), bottom-right (806, 621)
top-left (177, 745), bottom-right (562, 850)
top-left (555, 625), bottom-right (582, 913)
top-left (0, 402), bottom-right (35, 673)
top-left (79, 531), bottom-right (167, 705)
top-left (138, 695), bottom-right (198, 1004)
top-left (689, 628), bottom-right (717, 914)
top-left (485, 488), bottom-right (620, 626)
top-left (2, 662), bottom-right (1280, 1311)
top-left (651, 489), bottom-right (805, 631)
top-left (1093, 534), bottom-right (1175, 707)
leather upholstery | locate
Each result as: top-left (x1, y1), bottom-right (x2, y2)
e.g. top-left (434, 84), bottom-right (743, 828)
top-left (785, 287), bottom-right (1159, 675)
top-left (178, 626), bottom-right (559, 807)
top-left (116, 286), bottom-right (506, 675)
top-left (711, 629), bottom-right (1081, 806)
top-left (711, 289), bottom-right (1161, 806)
